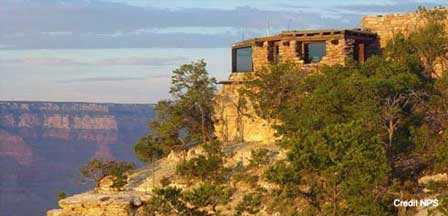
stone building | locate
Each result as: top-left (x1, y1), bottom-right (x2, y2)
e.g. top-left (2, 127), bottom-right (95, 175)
top-left (215, 10), bottom-right (448, 144)
top-left (214, 29), bottom-right (381, 143)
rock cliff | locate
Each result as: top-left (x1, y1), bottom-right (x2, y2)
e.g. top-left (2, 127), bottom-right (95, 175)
top-left (0, 101), bottom-right (154, 216)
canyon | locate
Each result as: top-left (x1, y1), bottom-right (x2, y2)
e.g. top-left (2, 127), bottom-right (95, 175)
top-left (0, 101), bottom-right (154, 216)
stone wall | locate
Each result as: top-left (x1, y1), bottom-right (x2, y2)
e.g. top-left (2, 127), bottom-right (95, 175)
top-left (361, 13), bottom-right (423, 48)
top-left (252, 42), bottom-right (270, 72)
top-left (361, 11), bottom-right (448, 75)
top-left (252, 38), bottom-right (350, 69)
top-left (320, 38), bottom-right (348, 66)
top-left (279, 40), bottom-right (303, 64)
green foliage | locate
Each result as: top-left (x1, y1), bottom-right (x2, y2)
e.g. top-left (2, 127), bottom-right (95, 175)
top-left (246, 11), bottom-right (448, 212)
top-left (133, 135), bottom-right (168, 163)
top-left (242, 61), bottom-right (306, 122)
top-left (385, 6), bottom-right (448, 78)
top-left (57, 191), bottom-right (67, 201)
top-left (141, 7), bottom-right (448, 215)
top-left (80, 159), bottom-right (136, 189)
top-left (176, 155), bottom-right (222, 181)
top-left (176, 141), bottom-right (227, 183)
top-left (170, 59), bottom-right (217, 143)
top-left (264, 161), bottom-right (299, 186)
top-left (143, 184), bottom-right (232, 215)
top-left (249, 148), bottom-right (274, 167)
top-left (290, 122), bottom-right (390, 215)
top-left (426, 180), bottom-right (448, 215)
top-left (183, 182), bottom-right (232, 212)
top-left (134, 60), bottom-right (217, 163)
top-left (143, 186), bottom-right (206, 216)
top-left (235, 192), bottom-right (263, 215)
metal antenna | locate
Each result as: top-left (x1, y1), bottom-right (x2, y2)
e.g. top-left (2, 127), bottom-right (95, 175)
top-left (287, 19), bottom-right (292, 31)
top-left (266, 17), bottom-right (271, 36)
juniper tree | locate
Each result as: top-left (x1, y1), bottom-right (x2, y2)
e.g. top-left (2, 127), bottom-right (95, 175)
top-left (80, 159), bottom-right (136, 189)
top-left (134, 60), bottom-right (217, 161)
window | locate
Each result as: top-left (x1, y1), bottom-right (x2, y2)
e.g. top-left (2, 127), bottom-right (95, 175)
top-left (233, 47), bottom-right (253, 72)
top-left (353, 41), bottom-right (365, 63)
top-left (304, 42), bottom-right (326, 63)
top-left (268, 42), bottom-right (280, 64)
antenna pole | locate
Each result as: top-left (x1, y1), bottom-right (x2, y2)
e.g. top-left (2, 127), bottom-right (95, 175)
top-left (266, 17), bottom-right (271, 36)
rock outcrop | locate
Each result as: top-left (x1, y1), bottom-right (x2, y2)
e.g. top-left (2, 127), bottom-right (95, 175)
top-left (47, 141), bottom-right (285, 216)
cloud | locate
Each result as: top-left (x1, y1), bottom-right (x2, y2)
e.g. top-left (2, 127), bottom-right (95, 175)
top-left (1, 0), bottom-right (445, 49)
top-left (58, 74), bottom-right (170, 83)
top-left (333, 1), bottom-right (443, 15)
top-left (0, 56), bottom-right (188, 66)
top-left (58, 76), bottom-right (145, 83)
top-left (0, 57), bottom-right (85, 65)
top-left (98, 57), bottom-right (187, 66)
top-left (0, 0), bottom-right (346, 48)
top-left (0, 44), bottom-right (15, 49)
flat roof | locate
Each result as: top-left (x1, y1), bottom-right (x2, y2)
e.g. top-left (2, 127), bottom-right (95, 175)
top-left (232, 28), bottom-right (377, 48)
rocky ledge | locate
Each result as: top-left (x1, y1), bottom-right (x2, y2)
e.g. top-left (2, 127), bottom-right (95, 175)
top-left (47, 191), bottom-right (151, 216)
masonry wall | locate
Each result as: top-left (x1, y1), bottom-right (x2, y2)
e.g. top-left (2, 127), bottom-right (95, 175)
top-left (321, 38), bottom-right (349, 65)
top-left (252, 37), bottom-right (352, 73)
top-left (361, 13), bottom-right (423, 48)
top-left (252, 42), bottom-right (269, 72)
top-left (361, 11), bottom-right (447, 75)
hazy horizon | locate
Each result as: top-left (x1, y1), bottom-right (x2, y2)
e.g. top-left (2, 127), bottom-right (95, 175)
top-left (0, 48), bottom-right (230, 103)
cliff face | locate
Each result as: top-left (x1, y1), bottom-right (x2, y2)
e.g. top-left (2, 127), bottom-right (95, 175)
top-left (0, 101), bottom-right (154, 216)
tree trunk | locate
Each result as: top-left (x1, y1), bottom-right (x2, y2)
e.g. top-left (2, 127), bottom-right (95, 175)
top-left (332, 185), bottom-right (338, 216)
top-left (152, 156), bottom-right (155, 189)
top-left (199, 106), bottom-right (206, 143)
top-left (387, 119), bottom-right (397, 169)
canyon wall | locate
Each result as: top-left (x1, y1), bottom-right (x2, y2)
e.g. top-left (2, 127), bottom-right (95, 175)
top-left (0, 101), bottom-right (154, 216)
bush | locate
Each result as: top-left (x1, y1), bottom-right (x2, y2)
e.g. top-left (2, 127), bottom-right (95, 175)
top-left (143, 186), bottom-right (207, 216)
top-left (176, 155), bottom-right (222, 181)
top-left (133, 135), bottom-right (167, 163)
top-left (176, 140), bottom-right (227, 183)
top-left (264, 162), bottom-right (299, 186)
top-left (235, 192), bottom-right (263, 215)
top-left (80, 159), bottom-right (136, 189)
top-left (57, 191), bottom-right (67, 201)
top-left (183, 182), bottom-right (232, 212)
top-left (249, 148), bottom-right (273, 167)
top-left (160, 176), bottom-right (172, 187)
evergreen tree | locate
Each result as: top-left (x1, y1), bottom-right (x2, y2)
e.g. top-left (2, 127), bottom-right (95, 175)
top-left (134, 60), bottom-right (217, 162)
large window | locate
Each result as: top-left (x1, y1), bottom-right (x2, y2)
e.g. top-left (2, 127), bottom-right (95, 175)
top-left (304, 42), bottom-right (326, 63)
top-left (233, 47), bottom-right (253, 72)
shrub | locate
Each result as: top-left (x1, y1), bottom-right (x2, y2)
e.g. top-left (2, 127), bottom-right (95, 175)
top-left (80, 159), bottom-right (136, 189)
top-left (235, 192), bottom-right (263, 215)
top-left (183, 182), bottom-right (232, 212)
top-left (249, 148), bottom-right (273, 167)
top-left (57, 191), bottom-right (67, 201)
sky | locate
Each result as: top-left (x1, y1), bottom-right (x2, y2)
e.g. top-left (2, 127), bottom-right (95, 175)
top-left (0, 0), bottom-right (447, 103)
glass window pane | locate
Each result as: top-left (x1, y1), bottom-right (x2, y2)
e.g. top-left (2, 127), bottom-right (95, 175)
top-left (306, 42), bottom-right (326, 63)
top-left (235, 47), bottom-right (253, 72)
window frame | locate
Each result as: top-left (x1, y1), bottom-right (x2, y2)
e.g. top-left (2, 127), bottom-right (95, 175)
top-left (303, 41), bottom-right (327, 64)
top-left (232, 46), bottom-right (254, 72)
